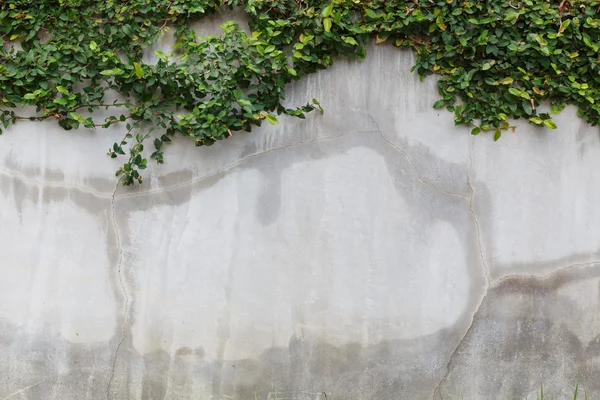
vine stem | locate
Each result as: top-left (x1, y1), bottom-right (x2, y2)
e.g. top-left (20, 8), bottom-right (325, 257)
top-left (558, 0), bottom-right (568, 24)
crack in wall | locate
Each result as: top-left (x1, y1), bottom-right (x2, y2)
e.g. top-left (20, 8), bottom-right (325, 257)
top-left (0, 118), bottom-right (472, 202)
top-left (491, 260), bottom-right (600, 287)
top-left (2, 117), bottom-right (486, 399)
top-left (105, 182), bottom-right (129, 399)
top-left (7, 117), bottom-right (593, 399)
top-left (431, 136), bottom-right (490, 399)
top-left (430, 259), bottom-right (600, 398)
top-left (0, 167), bottom-right (111, 198)
top-left (0, 130), bottom-right (375, 200)
top-left (1, 377), bottom-right (49, 400)
top-left (431, 136), bottom-right (600, 398)
top-left (466, 136), bottom-right (491, 285)
top-left (114, 129), bottom-right (379, 199)
top-left (353, 107), bottom-right (470, 199)
top-left (1, 120), bottom-right (470, 202)
top-left (431, 288), bottom-right (488, 400)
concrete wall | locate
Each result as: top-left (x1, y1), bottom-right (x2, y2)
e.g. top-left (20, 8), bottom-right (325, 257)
top-left (2, 14), bottom-right (600, 400)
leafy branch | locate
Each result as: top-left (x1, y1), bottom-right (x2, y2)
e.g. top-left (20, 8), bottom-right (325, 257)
top-left (1, 0), bottom-right (599, 184)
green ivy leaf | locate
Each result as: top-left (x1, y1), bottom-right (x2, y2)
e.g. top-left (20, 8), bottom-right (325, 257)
top-left (133, 62), bottom-right (144, 79)
top-left (100, 68), bottom-right (124, 76)
top-left (155, 50), bottom-right (168, 61)
top-left (433, 99), bottom-right (446, 109)
top-left (75, 53), bottom-right (87, 64)
top-left (56, 86), bottom-right (69, 95)
top-left (529, 117), bottom-right (544, 125)
top-left (70, 112), bottom-right (85, 123)
top-left (265, 114), bottom-right (279, 125)
top-left (323, 18), bottom-right (332, 33)
top-left (53, 97), bottom-right (69, 105)
top-left (522, 100), bottom-right (533, 115)
top-left (543, 119), bottom-right (557, 129)
top-left (365, 9), bottom-right (377, 18)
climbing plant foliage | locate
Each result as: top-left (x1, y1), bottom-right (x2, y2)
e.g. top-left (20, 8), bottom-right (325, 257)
top-left (1, 0), bottom-right (600, 184)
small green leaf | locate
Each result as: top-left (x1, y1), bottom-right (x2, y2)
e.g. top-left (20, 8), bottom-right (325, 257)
top-left (522, 100), bottom-right (533, 115)
top-left (365, 9), bottom-right (377, 18)
top-left (100, 68), bottom-right (124, 76)
top-left (89, 41), bottom-right (98, 51)
top-left (322, 4), bottom-right (333, 18)
top-left (471, 127), bottom-right (481, 135)
top-left (312, 98), bottom-right (324, 113)
top-left (70, 112), bottom-right (85, 123)
top-left (265, 114), bottom-right (279, 125)
top-left (75, 53), bottom-right (87, 64)
top-left (133, 62), bottom-right (144, 79)
top-left (508, 88), bottom-right (521, 97)
top-left (543, 119), bottom-right (557, 129)
top-left (433, 99), bottom-right (446, 109)
top-left (502, 78), bottom-right (513, 85)
top-left (53, 97), bottom-right (69, 105)
top-left (529, 117), bottom-right (543, 125)
top-left (56, 86), bottom-right (69, 95)
top-left (155, 50), bottom-right (168, 61)
top-left (323, 18), bottom-right (332, 32)
top-left (343, 37), bottom-right (358, 45)
top-left (494, 129), bottom-right (501, 141)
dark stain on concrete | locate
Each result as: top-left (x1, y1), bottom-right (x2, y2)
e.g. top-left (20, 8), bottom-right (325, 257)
top-left (106, 130), bottom-right (487, 399)
top-left (436, 263), bottom-right (600, 399)
top-left (3, 264), bottom-right (600, 399)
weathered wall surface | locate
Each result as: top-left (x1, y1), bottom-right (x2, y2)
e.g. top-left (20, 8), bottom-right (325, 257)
top-left (2, 14), bottom-right (600, 400)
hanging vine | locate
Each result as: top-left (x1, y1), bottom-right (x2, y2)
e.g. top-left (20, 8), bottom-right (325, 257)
top-left (1, 0), bottom-right (599, 184)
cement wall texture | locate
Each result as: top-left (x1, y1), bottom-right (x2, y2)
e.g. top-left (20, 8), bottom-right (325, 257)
top-left (2, 13), bottom-right (600, 400)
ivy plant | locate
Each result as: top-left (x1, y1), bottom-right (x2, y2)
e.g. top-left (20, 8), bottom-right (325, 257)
top-left (1, 0), bottom-right (599, 185)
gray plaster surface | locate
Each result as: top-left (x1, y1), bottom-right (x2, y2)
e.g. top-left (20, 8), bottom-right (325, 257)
top-left (2, 14), bottom-right (600, 400)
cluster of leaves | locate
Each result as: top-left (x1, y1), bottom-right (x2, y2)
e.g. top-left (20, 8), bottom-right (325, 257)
top-left (1, 0), bottom-right (600, 184)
